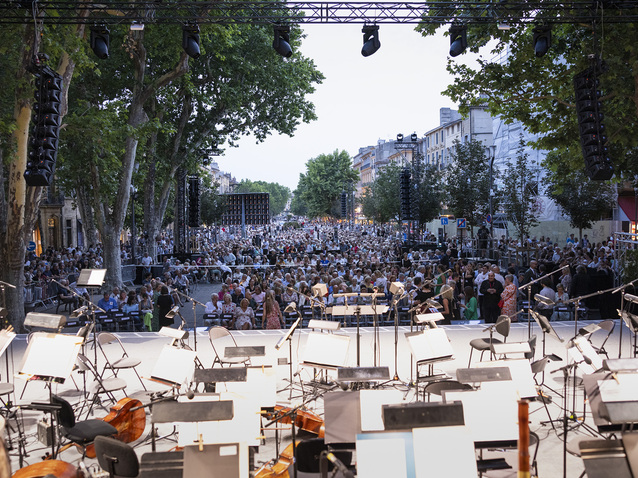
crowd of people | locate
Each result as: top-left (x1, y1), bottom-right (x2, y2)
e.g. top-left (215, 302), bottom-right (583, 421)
top-left (23, 224), bottom-right (621, 331)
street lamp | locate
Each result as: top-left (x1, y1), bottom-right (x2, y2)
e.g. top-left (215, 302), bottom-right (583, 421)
top-left (130, 184), bottom-right (137, 264)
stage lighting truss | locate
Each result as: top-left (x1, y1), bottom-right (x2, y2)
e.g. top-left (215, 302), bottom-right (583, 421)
top-left (3, 2), bottom-right (638, 26)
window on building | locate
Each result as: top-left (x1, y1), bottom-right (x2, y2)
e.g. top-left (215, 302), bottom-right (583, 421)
top-left (66, 219), bottom-right (72, 248)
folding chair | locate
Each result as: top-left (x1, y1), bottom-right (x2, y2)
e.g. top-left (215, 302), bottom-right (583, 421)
top-left (208, 326), bottom-right (250, 367)
top-left (97, 333), bottom-right (147, 391)
top-left (76, 354), bottom-right (127, 418)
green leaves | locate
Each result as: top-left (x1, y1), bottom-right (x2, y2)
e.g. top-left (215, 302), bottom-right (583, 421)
top-left (292, 150), bottom-right (358, 218)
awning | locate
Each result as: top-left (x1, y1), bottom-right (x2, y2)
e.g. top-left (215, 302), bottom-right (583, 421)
top-left (618, 195), bottom-right (638, 222)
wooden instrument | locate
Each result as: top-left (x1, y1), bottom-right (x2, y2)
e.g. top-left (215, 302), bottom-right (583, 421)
top-left (264, 405), bottom-right (325, 438)
top-left (0, 417), bottom-right (10, 478)
top-left (84, 397), bottom-right (146, 458)
top-left (518, 399), bottom-right (530, 478)
top-left (254, 442), bottom-right (295, 478)
top-left (12, 461), bottom-right (77, 478)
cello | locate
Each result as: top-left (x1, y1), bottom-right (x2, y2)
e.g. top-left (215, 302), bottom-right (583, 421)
top-left (84, 397), bottom-right (146, 458)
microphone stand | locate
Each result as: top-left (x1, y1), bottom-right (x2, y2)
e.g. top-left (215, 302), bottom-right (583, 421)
top-left (519, 265), bottom-right (569, 339)
top-left (50, 278), bottom-right (106, 367)
top-left (612, 278), bottom-right (638, 358)
top-left (159, 282), bottom-right (204, 351)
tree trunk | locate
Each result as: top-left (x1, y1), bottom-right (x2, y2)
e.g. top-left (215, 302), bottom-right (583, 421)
top-left (101, 224), bottom-right (123, 291)
top-left (76, 182), bottom-right (99, 248)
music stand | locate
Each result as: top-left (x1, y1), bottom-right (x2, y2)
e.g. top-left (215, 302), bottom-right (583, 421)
top-left (405, 329), bottom-right (454, 397)
top-left (149, 345), bottom-right (197, 388)
top-left (76, 269), bottom-right (106, 366)
top-left (620, 310), bottom-right (638, 358)
top-left (531, 310), bottom-right (563, 362)
top-left (276, 316), bottom-right (301, 401)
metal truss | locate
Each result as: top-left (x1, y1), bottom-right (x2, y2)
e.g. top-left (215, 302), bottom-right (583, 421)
top-left (2, 1), bottom-right (638, 26)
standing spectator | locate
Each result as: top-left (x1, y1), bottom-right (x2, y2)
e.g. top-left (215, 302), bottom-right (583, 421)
top-left (480, 271), bottom-right (504, 324)
top-left (500, 274), bottom-right (518, 320)
top-left (157, 286), bottom-right (175, 328)
top-left (263, 292), bottom-right (284, 329)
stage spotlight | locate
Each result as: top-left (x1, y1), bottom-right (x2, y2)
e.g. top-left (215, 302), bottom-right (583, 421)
top-left (533, 25), bottom-right (551, 58)
top-left (449, 23), bottom-right (467, 57)
top-left (410, 133), bottom-right (418, 141)
top-left (361, 25), bottom-right (380, 57)
top-left (182, 24), bottom-right (201, 59)
top-left (90, 25), bottom-right (110, 60)
top-left (396, 133), bottom-right (404, 142)
top-left (273, 25), bottom-right (292, 58)
top-left (130, 22), bottom-right (144, 31)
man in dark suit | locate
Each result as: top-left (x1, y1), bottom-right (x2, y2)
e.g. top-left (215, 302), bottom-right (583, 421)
top-left (479, 271), bottom-right (504, 323)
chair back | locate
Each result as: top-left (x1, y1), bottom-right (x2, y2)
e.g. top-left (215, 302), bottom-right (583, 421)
top-left (94, 435), bottom-right (140, 478)
top-left (51, 395), bottom-right (75, 429)
top-left (598, 319), bottom-right (615, 333)
top-left (97, 332), bottom-right (118, 347)
top-left (495, 316), bottom-right (511, 340)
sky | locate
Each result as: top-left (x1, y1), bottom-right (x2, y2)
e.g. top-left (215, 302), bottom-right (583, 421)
top-left (218, 23), bottom-right (469, 191)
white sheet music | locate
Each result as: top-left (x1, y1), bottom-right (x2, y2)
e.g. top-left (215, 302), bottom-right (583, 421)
top-left (151, 345), bottom-right (197, 386)
top-left (412, 426), bottom-right (478, 477)
top-left (359, 389), bottom-right (404, 432)
top-left (17, 333), bottom-right (83, 382)
top-left (405, 328), bottom-right (454, 362)
top-left (598, 374), bottom-right (638, 403)
top-left (357, 436), bottom-right (408, 477)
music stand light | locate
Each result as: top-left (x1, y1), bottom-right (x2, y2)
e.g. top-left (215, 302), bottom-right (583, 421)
top-left (389, 282), bottom-right (404, 295)
top-left (24, 312), bottom-right (66, 331)
top-left (308, 319), bottom-right (341, 331)
top-left (311, 283), bottom-right (328, 297)
top-left (165, 306), bottom-right (180, 319)
top-left (426, 299), bottom-right (442, 309)
top-left (70, 306), bottom-right (88, 319)
top-left (534, 294), bottom-right (555, 306)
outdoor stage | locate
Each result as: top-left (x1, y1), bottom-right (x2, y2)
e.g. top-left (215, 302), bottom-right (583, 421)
top-left (4, 316), bottom-right (635, 477)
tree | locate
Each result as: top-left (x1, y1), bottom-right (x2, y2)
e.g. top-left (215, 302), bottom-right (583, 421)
top-left (443, 139), bottom-right (493, 233)
top-left (59, 20), bottom-right (322, 288)
top-left (233, 180), bottom-right (291, 217)
top-left (545, 162), bottom-right (616, 240)
top-left (200, 176), bottom-right (226, 226)
top-left (0, 16), bottom-right (90, 330)
top-left (416, 8), bottom-right (638, 180)
top-left (411, 160), bottom-right (443, 228)
top-left (360, 162), bottom-right (401, 223)
top-left (293, 150), bottom-right (359, 218)
top-left (500, 136), bottom-right (540, 241)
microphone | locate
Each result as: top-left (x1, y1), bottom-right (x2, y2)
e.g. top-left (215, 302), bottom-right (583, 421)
top-left (186, 389), bottom-right (195, 400)
top-left (325, 452), bottom-right (354, 478)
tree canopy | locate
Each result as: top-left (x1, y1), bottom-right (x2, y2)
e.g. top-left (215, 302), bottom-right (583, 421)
top-left (416, 5), bottom-right (638, 179)
top-left (233, 180), bottom-right (291, 217)
top-left (292, 150), bottom-right (359, 218)
top-left (443, 139), bottom-right (493, 231)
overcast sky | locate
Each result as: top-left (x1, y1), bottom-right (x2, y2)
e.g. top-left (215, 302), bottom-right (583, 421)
top-left (219, 23), bottom-right (473, 191)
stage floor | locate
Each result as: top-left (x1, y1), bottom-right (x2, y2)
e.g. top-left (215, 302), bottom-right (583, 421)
top-left (4, 316), bottom-right (633, 477)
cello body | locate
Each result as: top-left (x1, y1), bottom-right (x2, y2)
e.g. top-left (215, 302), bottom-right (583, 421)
top-left (85, 397), bottom-right (146, 458)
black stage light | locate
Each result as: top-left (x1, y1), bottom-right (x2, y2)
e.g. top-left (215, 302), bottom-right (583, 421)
top-left (361, 25), bottom-right (380, 57)
top-left (411, 133), bottom-right (418, 142)
top-left (183, 24), bottom-right (201, 59)
top-left (396, 134), bottom-right (404, 142)
top-left (273, 25), bottom-right (292, 58)
top-left (90, 25), bottom-right (110, 60)
top-left (533, 25), bottom-right (551, 58)
top-left (449, 24), bottom-right (467, 57)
